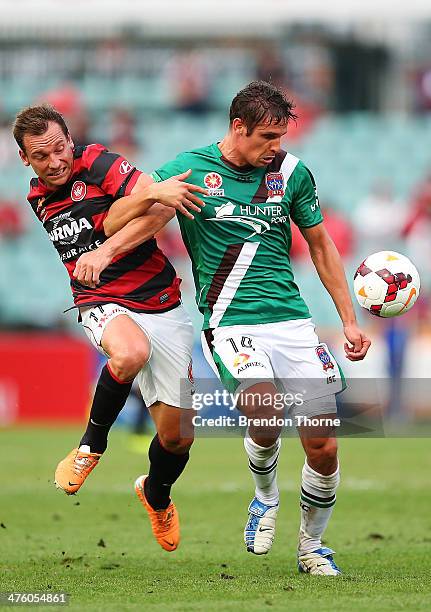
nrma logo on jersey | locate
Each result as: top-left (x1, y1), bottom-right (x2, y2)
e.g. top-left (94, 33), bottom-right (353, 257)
top-left (48, 212), bottom-right (92, 245)
top-left (207, 201), bottom-right (287, 238)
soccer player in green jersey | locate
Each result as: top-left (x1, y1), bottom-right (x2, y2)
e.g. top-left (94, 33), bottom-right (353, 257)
top-left (76, 81), bottom-right (370, 575)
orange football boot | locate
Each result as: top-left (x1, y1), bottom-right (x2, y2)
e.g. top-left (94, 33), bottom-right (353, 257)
top-left (55, 448), bottom-right (101, 495)
top-left (134, 475), bottom-right (180, 552)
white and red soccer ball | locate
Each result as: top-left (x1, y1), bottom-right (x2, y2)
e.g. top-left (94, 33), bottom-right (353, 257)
top-left (353, 251), bottom-right (420, 318)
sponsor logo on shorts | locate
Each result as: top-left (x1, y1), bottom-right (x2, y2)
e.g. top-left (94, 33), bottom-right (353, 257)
top-left (89, 306), bottom-right (127, 328)
top-left (233, 353), bottom-right (250, 367)
top-left (97, 315), bottom-right (108, 328)
top-left (71, 181), bottom-right (87, 202)
top-left (237, 361), bottom-right (265, 373)
top-left (266, 172), bottom-right (284, 197)
top-left (315, 345), bottom-right (334, 372)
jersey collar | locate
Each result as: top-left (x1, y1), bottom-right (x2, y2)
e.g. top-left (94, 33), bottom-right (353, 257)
top-left (213, 143), bottom-right (256, 174)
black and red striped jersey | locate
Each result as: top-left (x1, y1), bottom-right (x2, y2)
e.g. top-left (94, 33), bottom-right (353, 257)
top-left (27, 144), bottom-right (181, 313)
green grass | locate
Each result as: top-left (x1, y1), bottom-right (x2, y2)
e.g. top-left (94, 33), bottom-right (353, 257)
top-left (1, 428), bottom-right (430, 611)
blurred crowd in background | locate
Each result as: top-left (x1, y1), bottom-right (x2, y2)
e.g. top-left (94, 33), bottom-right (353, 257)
top-left (1, 19), bottom-right (431, 424)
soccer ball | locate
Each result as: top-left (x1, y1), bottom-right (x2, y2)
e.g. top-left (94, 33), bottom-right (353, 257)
top-left (353, 251), bottom-right (420, 317)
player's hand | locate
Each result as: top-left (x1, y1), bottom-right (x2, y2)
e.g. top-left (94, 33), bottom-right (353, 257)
top-left (343, 323), bottom-right (371, 361)
top-left (73, 248), bottom-right (112, 288)
top-left (152, 169), bottom-right (208, 220)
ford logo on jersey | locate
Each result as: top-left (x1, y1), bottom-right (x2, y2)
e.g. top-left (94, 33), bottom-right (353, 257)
top-left (265, 172), bottom-right (284, 197)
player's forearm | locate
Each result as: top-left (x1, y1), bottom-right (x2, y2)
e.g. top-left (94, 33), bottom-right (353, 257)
top-left (104, 186), bottom-right (157, 237)
top-left (309, 237), bottom-right (357, 326)
top-left (102, 207), bottom-right (175, 259)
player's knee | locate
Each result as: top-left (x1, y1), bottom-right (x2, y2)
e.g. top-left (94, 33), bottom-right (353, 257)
top-left (159, 432), bottom-right (194, 454)
top-left (110, 345), bottom-right (149, 379)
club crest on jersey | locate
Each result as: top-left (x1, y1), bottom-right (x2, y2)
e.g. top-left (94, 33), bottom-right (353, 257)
top-left (71, 181), bottom-right (87, 202)
top-left (119, 160), bottom-right (133, 175)
top-left (315, 345), bottom-right (335, 371)
top-left (266, 172), bottom-right (284, 197)
top-left (204, 172), bottom-right (224, 196)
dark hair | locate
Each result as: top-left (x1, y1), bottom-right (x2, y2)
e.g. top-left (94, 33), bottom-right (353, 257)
top-left (13, 104), bottom-right (69, 152)
top-left (229, 81), bottom-right (297, 135)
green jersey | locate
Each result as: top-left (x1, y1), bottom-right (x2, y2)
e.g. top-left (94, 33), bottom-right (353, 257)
top-left (152, 143), bottom-right (323, 330)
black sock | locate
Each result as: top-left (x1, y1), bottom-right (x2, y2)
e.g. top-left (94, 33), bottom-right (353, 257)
top-left (145, 435), bottom-right (190, 510)
top-left (79, 364), bottom-right (133, 454)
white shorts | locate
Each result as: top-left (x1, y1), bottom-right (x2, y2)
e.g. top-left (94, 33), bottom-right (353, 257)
top-left (80, 303), bottom-right (194, 409)
top-left (201, 319), bottom-right (344, 417)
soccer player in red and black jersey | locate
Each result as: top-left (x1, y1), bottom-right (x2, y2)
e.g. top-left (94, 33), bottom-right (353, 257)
top-left (13, 104), bottom-right (207, 552)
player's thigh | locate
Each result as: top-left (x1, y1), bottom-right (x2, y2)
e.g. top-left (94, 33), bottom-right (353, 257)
top-left (102, 316), bottom-right (151, 364)
top-left (135, 305), bottom-right (194, 409)
top-left (80, 303), bottom-right (151, 360)
top-left (202, 326), bottom-right (282, 422)
top-left (149, 401), bottom-right (195, 452)
top-left (202, 328), bottom-right (284, 443)
top-left (202, 327), bottom-right (274, 395)
top-left (271, 319), bottom-right (344, 404)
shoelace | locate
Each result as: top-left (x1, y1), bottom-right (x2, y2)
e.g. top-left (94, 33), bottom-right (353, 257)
top-left (73, 455), bottom-right (96, 476)
top-left (307, 554), bottom-right (336, 571)
top-left (245, 514), bottom-right (260, 535)
top-left (153, 508), bottom-right (174, 535)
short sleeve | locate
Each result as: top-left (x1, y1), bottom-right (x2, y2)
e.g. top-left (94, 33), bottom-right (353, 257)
top-left (151, 155), bottom-right (188, 182)
top-left (289, 162), bottom-right (323, 228)
top-left (85, 146), bottom-right (142, 198)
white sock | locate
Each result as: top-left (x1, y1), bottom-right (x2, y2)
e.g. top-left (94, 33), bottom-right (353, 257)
top-left (298, 460), bottom-right (340, 555)
top-left (244, 432), bottom-right (280, 507)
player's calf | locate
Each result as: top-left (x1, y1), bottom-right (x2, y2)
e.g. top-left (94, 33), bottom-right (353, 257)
top-left (297, 460), bottom-right (340, 572)
top-left (55, 360), bottom-right (138, 496)
top-left (144, 433), bottom-right (191, 510)
top-left (78, 363), bottom-right (134, 455)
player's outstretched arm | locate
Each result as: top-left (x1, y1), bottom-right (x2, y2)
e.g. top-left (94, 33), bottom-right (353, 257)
top-left (300, 222), bottom-right (371, 361)
top-left (74, 204), bottom-right (175, 288)
top-left (103, 170), bottom-right (207, 236)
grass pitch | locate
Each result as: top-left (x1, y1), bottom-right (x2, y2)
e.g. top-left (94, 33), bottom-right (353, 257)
top-left (1, 427), bottom-right (430, 611)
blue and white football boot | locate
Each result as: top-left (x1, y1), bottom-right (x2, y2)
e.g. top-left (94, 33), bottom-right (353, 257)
top-left (244, 497), bottom-right (279, 555)
top-left (298, 547), bottom-right (341, 576)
